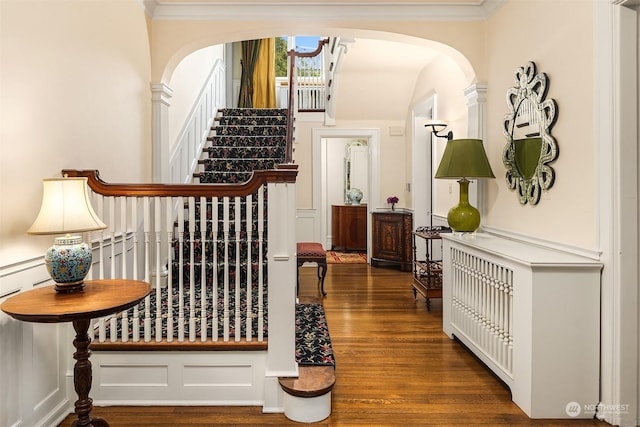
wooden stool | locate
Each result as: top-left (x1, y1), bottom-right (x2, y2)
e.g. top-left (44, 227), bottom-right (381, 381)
top-left (297, 242), bottom-right (328, 296)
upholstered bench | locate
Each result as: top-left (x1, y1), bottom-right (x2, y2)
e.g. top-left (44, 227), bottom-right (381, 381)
top-left (296, 242), bottom-right (328, 296)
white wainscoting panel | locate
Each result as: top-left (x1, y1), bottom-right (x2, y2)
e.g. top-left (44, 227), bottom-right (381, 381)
top-left (91, 351), bottom-right (267, 405)
top-left (295, 209), bottom-right (320, 243)
top-left (0, 257), bottom-right (72, 427)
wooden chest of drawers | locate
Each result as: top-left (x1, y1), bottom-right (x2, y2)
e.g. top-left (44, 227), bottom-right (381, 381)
top-left (331, 204), bottom-right (367, 251)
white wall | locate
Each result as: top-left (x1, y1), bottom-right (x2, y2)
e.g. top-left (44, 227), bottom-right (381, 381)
top-left (0, 0), bottom-right (152, 267)
top-left (0, 2), bottom-right (152, 426)
top-left (168, 45), bottom-right (225, 146)
top-left (483, 1), bottom-right (596, 250)
top-left (408, 56), bottom-right (470, 218)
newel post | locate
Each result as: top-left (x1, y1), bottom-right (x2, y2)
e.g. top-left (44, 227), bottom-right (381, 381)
top-left (266, 178), bottom-right (297, 371)
top-left (264, 168), bottom-right (299, 409)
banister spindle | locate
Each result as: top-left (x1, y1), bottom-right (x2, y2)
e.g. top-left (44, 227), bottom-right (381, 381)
top-left (166, 196), bottom-right (174, 342)
top-left (234, 196), bottom-right (241, 342)
top-left (223, 197), bottom-right (230, 341)
top-left (200, 196), bottom-right (207, 342)
top-left (143, 196), bottom-right (152, 342)
top-left (154, 196), bottom-right (162, 342)
top-left (178, 196), bottom-right (185, 342)
top-left (246, 193), bottom-right (253, 342)
top-left (211, 196), bottom-right (219, 341)
top-left (188, 196), bottom-right (196, 342)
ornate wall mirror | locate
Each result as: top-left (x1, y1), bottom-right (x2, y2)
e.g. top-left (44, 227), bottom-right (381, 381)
top-left (502, 61), bottom-right (558, 205)
top-left (344, 139), bottom-right (368, 204)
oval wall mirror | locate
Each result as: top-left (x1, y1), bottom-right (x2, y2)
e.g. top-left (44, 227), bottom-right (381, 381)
top-left (502, 61), bottom-right (558, 205)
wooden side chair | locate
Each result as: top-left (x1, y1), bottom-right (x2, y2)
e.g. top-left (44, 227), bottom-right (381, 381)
top-left (296, 242), bottom-right (328, 296)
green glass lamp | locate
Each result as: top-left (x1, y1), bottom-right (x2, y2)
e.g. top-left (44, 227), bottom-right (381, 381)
top-left (435, 139), bottom-right (495, 233)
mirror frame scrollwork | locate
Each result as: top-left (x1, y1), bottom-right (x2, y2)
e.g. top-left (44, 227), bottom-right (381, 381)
top-left (502, 61), bottom-right (558, 205)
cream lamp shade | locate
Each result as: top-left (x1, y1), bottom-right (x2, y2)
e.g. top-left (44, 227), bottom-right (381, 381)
top-left (28, 177), bottom-right (106, 235)
top-left (28, 177), bottom-right (106, 292)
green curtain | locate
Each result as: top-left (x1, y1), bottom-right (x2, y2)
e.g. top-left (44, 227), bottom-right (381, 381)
top-left (238, 39), bottom-right (261, 108)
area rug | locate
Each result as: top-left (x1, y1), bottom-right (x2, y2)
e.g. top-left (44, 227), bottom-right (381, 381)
top-left (326, 251), bottom-right (368, 264)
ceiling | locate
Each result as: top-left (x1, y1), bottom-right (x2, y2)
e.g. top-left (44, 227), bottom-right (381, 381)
top-left (337, 38), bottom-right (440, 74)
top-left (158, 0), bottom-right (486, 4)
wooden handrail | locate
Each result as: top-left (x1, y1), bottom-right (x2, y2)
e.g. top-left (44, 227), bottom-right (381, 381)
top-left (63, 166), bottom-right (298, 197)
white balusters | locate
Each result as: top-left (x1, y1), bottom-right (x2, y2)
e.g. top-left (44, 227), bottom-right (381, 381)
top-left (222, 197), bottom-right (230, 341)
top-left (257, 187), bottom-right (265, 342)
top-left (154, 197), bottom-right (163, 342)
top-left (86, 186), bottom-right (269, 345)
top-left (245, 194), bottom-right (253, 342)
top-left (450, 247), bottom-right (513, 376)
top-left (132, 197), bottom-right (141, 342)
top-left (199, 196), bottom-right (207, 342)
top-left (143, 197), bottom-right (152, 342)
top-left (166, 197), bottom-right (174, 342)
top-left (120, 196), bottom-right (129, 343)
top-left (211, 196), bottom-right (219, 342)
top-left (188, 197), bottom-right (196, 342)
top-left (177, 196), bottom-right (185, 341)
top-left (234, 196), bottom-right (241, 342)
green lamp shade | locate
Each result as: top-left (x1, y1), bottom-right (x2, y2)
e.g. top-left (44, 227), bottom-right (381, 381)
top-left (435, 139), bottom-right (494, 233)
top-left (435, 139), bottom-right (495, 179)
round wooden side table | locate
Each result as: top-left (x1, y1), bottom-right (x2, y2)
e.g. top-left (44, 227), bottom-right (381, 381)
top-left (1, 279), bottom-right (151, 427)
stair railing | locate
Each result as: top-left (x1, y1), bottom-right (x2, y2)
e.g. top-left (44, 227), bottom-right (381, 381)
top-left (285, 37), bottom-right (353, 160)
top-left (63, 168), bottom-right (298, 354)
top-left (285, 38), bottom-right (328, 163)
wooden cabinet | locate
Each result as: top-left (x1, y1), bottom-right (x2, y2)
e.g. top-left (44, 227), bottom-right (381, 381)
top-left (371, 211), bottom-right (412, 272)
top-left (331, 204), bottom-right (367, 251)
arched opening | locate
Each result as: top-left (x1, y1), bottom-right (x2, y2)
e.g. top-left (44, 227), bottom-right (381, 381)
top-left (158, 31), bottom-right (479, 244)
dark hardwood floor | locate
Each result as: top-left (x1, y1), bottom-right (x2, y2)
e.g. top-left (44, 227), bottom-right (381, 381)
top-left (59, 263), bottom-right (610, 426)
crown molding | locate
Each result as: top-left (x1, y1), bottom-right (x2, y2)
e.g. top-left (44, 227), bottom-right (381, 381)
top-left (145, 0), bottom-right (506, 21)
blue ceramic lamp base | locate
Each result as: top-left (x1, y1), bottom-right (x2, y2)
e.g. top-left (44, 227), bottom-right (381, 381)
top-left (45, 235), bottom-right (92, 293)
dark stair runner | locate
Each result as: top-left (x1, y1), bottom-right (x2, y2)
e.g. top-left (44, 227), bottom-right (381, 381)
top-left (195, 108), bottom-right (287, 184)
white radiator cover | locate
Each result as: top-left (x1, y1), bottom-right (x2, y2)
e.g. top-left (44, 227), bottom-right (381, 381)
top-left (441, 233), bottom-right (602, 419)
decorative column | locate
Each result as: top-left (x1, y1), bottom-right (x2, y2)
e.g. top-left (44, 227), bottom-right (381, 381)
top-left (464, 83), bottom-right (489, 221)
top-left (151, 83), bottom-right (173, 183)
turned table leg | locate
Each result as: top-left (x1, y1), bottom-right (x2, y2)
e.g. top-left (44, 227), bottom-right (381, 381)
top-left (71, 319), bottom-right (109, 427)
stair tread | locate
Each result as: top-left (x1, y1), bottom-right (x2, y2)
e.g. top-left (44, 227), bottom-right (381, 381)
top-left (279, 366), bottom-right (336, 397)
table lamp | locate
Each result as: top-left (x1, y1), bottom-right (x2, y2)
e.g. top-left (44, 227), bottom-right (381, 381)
top-left (27, 177), bottom-right (107, 293)
top-left (435, 139), bottom-right (495, 232)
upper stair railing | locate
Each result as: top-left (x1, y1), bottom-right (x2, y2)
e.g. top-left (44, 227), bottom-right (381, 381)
top-left (284, 37), bottom-right (351, 162)
top-left (63, 168), bottom-right (297, 352)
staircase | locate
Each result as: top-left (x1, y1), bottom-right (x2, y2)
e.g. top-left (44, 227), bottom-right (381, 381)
top-left (195, 109), bottom-right (334, 422)
top-left (164, 108), bottom-right (289, 342)
top-left (195, 108), bottom-right (288, 184)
